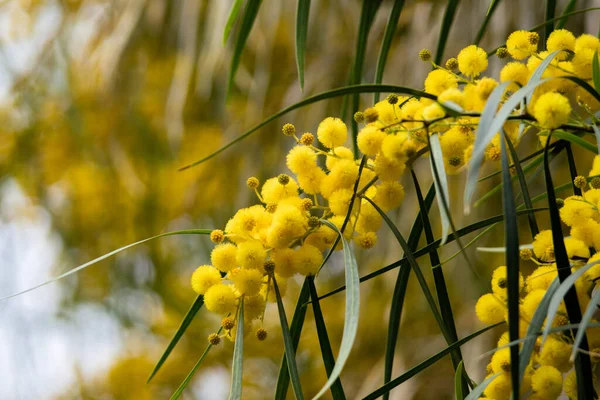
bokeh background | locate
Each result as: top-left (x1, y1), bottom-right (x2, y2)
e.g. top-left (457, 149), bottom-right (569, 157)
top-left (0, 0), bottom-right (599, 398)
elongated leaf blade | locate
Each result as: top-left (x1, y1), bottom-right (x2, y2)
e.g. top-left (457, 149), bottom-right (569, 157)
top-left (179, 84), bottom-right (435, 170)
top-left (434, 0), bottom-right (460, 65)
top-left (464, 373), bottom-right (501, 400)
top-left (275, 279), bottom-right (310, 399)
top-left (544, 0), bottom-right (557, 43)
top-left (454, 361), bottom-right (465, 400)
top-left (229, 299), bottom-right (245, 400)
top-left (593, 50), bottom-right (600, 94)
top-left (552, 130), bottom-right (598, 154)
top-left (223, 0), bottom-right (245, 44)
top-left (572, 285), bottom-right (600, 361)
top-left (227, 0), bottom-right (262, 96)
top-left (314, 221), bottom-right (360, 400)
top-left (296, 0), bottom-right (311, 91)
top-left (474, 0), bottom-right (501, 45)
top-left (373, 0), bottom-right (406, 102)
top-left (307, 277), bottom-right (346, 399)
top-left (429, 134), bottom-right (450, 243)
top-left (364, 324), bottom-right (501, 400)
top-left (556, 0), bottom-right (578, 29)
top-left (148, 295), bottom-right (205, 382)
top-left (0, 229), bottom-right (211, 301)
top-left (170, 326), bottom-right (224, 399)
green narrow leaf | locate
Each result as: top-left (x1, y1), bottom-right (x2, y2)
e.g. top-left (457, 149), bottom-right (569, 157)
top-left (412, 170), bottom-right (467, 394)
top-left (434, 0), bottom-right (460, 65)
top-left (373, 0), bottom-right (406, 102)
top-left (223, 0), bottom-right (245, 44)
top-left (592, 50), bottom-right (600, 93)
top-left (274, 279), bottom-right (310, 399)
top-left (170, 326), bottom-right (224, 399)
top-left (541, 133), bottom-right (596, 399)
top-left (383, 183), bottom-right (435, 400)
top-left (556, 0), bottom-right (578, 29)
top-left (227, 0), bottom-right (263, 96)
top-left (464, 373), bottom-right (501, 400)
top-left (364, 324), bottom-right (501, 400)
top-left (0, 229), bottom-right (211, 301)
top-left (561, 75), bottom-right (600, 103)
top-left (544, 0), bottom-right (557, 43)
top-left (429, 134), bottom-right (451, 244)
top-left (296, 0), bottom-right (311, 91)
top-left (572, 285), bottom-right (600, 361)
top-left (499, 133), bottom-right (520, 400)
top-left (313, 221), bottom-right (360, 400)
top-left (178, 84), bottom-right (435, 170)
top-left (474, 0), bottom-right (502, 45)
top-left (504, 134), bottom-right (539, 237)
top-left (229, 299), bottom-right (245, 400)
top-left (565, 142), bottom-right (582, 196)
top-left (350, 0), bottom-right (383, 156)
top-left (273, 277), bottom-right (304, 400)
top-left (148, 295), bottom-right (205, 382)
top-left (316, 208), bottom-right (547, 301)
top-left (454, 361), bottom-right (465, 400)
top-left (552, 130), bottom-right (598, 155)
top-left (307, 277), bottom-right (346, 399)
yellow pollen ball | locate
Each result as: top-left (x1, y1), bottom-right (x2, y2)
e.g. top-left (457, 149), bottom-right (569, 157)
top-left (286, 145), bottom-right (317, 175)
top-left (236, 240), bottom-right (267, 270)
top-left (506, 30), bottom-right (537, 60)
top-left (475, 293), bottom-right (505, 324)
top-left (500, 62), bottom-right (529, 90)
top-left (533, 92), bottom-right (571, 129)
top-left (211, 243), bottom-right (238, 272)
top-left (546, 29), bottom-right (576, 61)
top-left (357, 125), bottom-right (385, 156)
top-left (457, 45), bottom-right (488, 77)
top-left (229, 268), bottom-right (264, 296)
top-left (204, 284), bottom-right (238, 315)
top-left (191, 265), bottom-right (222, 294)
top-left (424, 69), bottom-right (458, 96)
top-left (294, 244), bottom-right (323, 276)
top-left (531, 365), bottom-right (563, 398)
top-left (271, 248), bottom-right (298, 278)
top-left (317, 117), bottom-right (348, 149)
top-left (261, 177), bottom-right (300, 204)
top-left (373, 181), bottom-right (404, 211)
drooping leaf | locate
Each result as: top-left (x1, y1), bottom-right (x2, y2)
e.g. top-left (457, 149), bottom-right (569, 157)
top-left (307, 277), bottom-right (346, 399)
top-left (0, 229), bottom-right (211, 301)
top-left (434, 0), bottom-right (460, 65)
top-left (148, 295), bottom-right (205, 383)
top-left (229, 299), bottom-right (245, 400)
top-left (273, 277), bottom-right (304, 400)
top-left (373, 0), bottom-right (406, 102)
top-left (223, 0), bottom-right (245, 44)
top-left (312, 220), bottom-right (360, 400)
top-left (227, 0), bottom-right (263, 96)
top-left (170, 326), bottom-right (224, 399)
top-left (274, 279), bottom-right (310, 399)
top-left (296, 0), bottom-right (311, 90)
top-left (179, 84), bottom-right (435, 170)
top-left (364, 324), bottom-right (501, 400)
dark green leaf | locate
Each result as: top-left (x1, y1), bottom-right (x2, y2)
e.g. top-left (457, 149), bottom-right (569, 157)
top-left (558, 75), bottom-right (600, 104)
top-left (273, 277), bottom-right (304, 400)
top-left (307, 277), bottom-right (346, 399)
top-left (223, 0), bottom-right (245, 44)
top-left (296, 0), bottom-right (311, 91)
top-left (454, 361), bottom-right (465, 400)
top-left (363, 324), bottom-right (501, 400)
top-left (544, 0), bottom-right (557, 43)
top-left (373, 0), bottom-right (406, 102)
top-left (0, 229), bottom-right (211, 301)
top-left (552, 130), bottom-right (598, 155)
top-left (593, 50), bottom-right (600, 94)
top-left (434, 0), bottom-right (460, 65)
top-left (178, 84), bottom-right (436, 171)
top-left (314, 221), bottom-right (360, 400)
top-left (474, 0), bottom-right (501, 45)
top-left (229, 299), bottom-right (245, 400)
top-left (170, 326), bottom-right (224, 399)
top-left (556, 0), bottom-right (578, 29)
top-left (274, 279), bottom-right (310, 399)
top-left (227, 0), bottom-right (262, 96)
top-left (148, 295), bottom-right (205, 383)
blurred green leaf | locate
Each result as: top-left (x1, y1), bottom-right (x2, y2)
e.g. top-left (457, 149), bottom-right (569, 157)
top-left (374, 0), bottom-right (406, 102)
top-left (296, 0), bottom-right (311, 91)
top-left (229, 299), bottom-right (245, 400)
top-left (592, 50), bottom-right (600, 93)
top-left (556, 0), bottom-right (578, 29)
top-left (434, 0), bottom-right (460, 65)
top-left (223, 0), bottom-right (245, 45)
top-left (544, 0), bottom-right (557, 42)
top-left (474, 0), bottom-right (501, 45)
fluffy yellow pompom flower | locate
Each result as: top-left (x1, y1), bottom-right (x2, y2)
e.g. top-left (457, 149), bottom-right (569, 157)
top-left (457, 45), bottom-right (488, 77)
top-left (539, 336), bottom-right (572, 372)
top-left (424, 69), bottom-right (458, 95)
top-left (261, 177), bottom-right (300, 204)
top-left (522, 289), bottom-right (546, 320)
top-left (356, 202), bottom-right (383, 233)
top-left (491, 348), bottom-right (511, 373)
top-left (438, 88), bottom-right (466, 108)
top-left (357, 125), bottom-right (385, 156)
top-left (329, 188), bottom-right (354, 216)
top-left (533, 230), bottom-right (554, 261)
top-left (547, 29), bottom-right (576, 61)
top-left (506, 30), bottom-right (537, 60)
top-left (571, 219), bottom-right (600, 248)
top-left (531, 365), bottom-right (562, 398)
top-left (356, 231), bottom-right (377, 249)
top-left (373, 181), bottom-right (404, 211)
top-left (297, 166), bottom-right (326, 195)
top-left (261, 274), bottom-right (288, 302)
top-left (286, 146), bottom-right (317, 175)
top-left (564, 237), bottom-right (590, 259)
top-left (500, 62), bottom-right (529, 91)
top-left (191, 265), bottom-right (222, 294)
top-left (211, 243), bottom-right (238, 272)
top-left (563, 369), bottom-right (578, 400)
top-left (322, 159), bottom-right (359, 197)
top-left (584, 253), bottom-right (600, 281)
top-left (374, 153), bottom-right (405, 182)
top-left (475, 77), bottom-right (499, 101)
top-left (560, 195), bottom-right (599, 227)
top-left (271, 248), bottom-right (297, 278)
top-left (244, 294), bottom-right (266, 320)
top-left (294, 244), bottom-right (323, 276)
top-left (422, 103), bottom-right (446, 121)
top-left (526, 265), bottom-right (557, 292)
top-left (491, 266), bottom-right (524, 299)
top-left (229, 267), bottom-right (264, 296)
top-left (373, 99), bottom-right (399, 125)
top-left (572, 47), bottom-right (594, 77)
top-left (575, 33), bottom-right (600, 53)
top-left (266, 204), bottom-right (306, 248)
top-left (483, 372), bottom-right (512, 400)
top-left (204, 283), bottom-right (238, 315)
top-left (325, 146), bottom-right (354, 170)
top-left (475, 293), bottom-right (505, 324)
top-left (317, 117), bottom-right (348, 148)
top-left (236, 240), bottom-right (267, 270)
top-left (533, 92), bottom-right (571, 129)
top-left (381, 133), bottom-right (409, 162)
